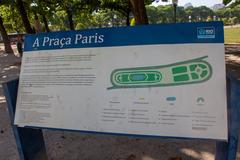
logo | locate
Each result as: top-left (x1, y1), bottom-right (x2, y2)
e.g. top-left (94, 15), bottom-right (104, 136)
top-left (166, 96), bottom-right (176, 105)
top-left (197, 27), bottom-right (215, 39)
top-left (196, 97), bottom-right (205, 105)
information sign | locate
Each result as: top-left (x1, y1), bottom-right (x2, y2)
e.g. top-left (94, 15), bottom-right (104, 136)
top-left (15, 22), bottom-right (227, 140)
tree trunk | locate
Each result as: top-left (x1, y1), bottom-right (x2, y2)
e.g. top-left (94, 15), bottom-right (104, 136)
top-left (16, 0), bottom-right (35, 34)
top-left (130, 0), bottom-right (149, 25)
top-left (126, 11), bottom-right (130, 26)
top-left (0, 16), bottom-right (13, 54)
top-left (126, 0), bottom-right (131, 26)
top-left (66, 8), bottom-right (74, 30)
top-left (33, 14), bottom-right (42, 33)
top-left (42, 14), bottom-right (50, 32)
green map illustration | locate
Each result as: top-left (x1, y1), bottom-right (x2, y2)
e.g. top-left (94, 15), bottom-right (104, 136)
top-left (108, 56), bottom-right (212, 89)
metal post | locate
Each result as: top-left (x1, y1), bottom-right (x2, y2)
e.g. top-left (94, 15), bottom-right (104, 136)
top-left (3, 79), bottom-right (48, 160)
top-left (172, 0), bottom-right (178, 23)
top-left (215, 75), bottom-right (240, 160)
top-left (173, 4), bottom-right (177, 23)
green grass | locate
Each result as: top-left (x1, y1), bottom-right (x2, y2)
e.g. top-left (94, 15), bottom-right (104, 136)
top-left (224, 26), bottom-right (240, 44)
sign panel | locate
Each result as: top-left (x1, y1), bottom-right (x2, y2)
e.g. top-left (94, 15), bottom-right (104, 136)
top-left (15, 22), bottom-right (227, 140)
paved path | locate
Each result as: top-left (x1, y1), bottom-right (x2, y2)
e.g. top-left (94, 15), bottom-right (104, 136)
top-left (224, 24), bottom-right (240, 29)
top-left (0, 54), bottom-right (21, 160)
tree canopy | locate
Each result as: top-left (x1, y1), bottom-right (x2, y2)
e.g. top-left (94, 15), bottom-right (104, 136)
top-left (223, 0), bottom-right (240, 5)
top-left (0, 0), bottom-right (239, 53)
top-left (0, 0), bottom-right (239, 34)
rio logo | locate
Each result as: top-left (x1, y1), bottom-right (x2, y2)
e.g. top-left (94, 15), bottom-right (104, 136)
top-left (197, 27), bottom-right (215, 39)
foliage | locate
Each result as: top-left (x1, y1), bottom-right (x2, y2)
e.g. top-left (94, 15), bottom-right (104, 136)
top-left (93, 9), bottom-right (126, 28)
top-left (147, 5), bottom-right (215, 24)
top-left (0, 5), bottom-right (25, 33)
top-left (223, 0), bottom-right (240, 6)
top-left (0, 0), bottom-right (240, 34)
top-left (146, 4), bottom-right (240, 25)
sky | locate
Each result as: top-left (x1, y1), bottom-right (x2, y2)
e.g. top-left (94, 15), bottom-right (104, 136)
top-left (152, 0), bottom-right (223, 7)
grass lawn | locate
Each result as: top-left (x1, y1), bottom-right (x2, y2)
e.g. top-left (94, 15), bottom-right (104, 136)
top-left (224, 26), bottom-right (240, 44)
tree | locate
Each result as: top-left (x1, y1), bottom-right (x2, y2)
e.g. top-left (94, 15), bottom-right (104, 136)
top-left (42, 0), bottom-right (101, 30)
top-left (158, 5), bottom-right (174, 23)
top-left (42, 15), bottom-right (50, 32)
top-left (31, 0), bottom-right (55, 32)
top-left (93, 9), bottom-right (125, 28)
top-left (146, 6), bottom-right (159, 24)
top-left (0, 1), bottom-right (14, 54)
top-left (16, 0), bottom-right (35, 34)
top-left (100, 0), bottom-right (132, 26)
top-left (56, 1), bottom-right (75, 30)
top-left (36, 0), bottom-right (75, 30)
top-left (66, 5), bottom-right (74, 30)
top-left (230, 16), bottom-right (239, 25)
top-left (223, 0), bottom-right (240, 6)
top-left (0, 15), bottom-right (13, 54)
top-left (197, 6), bottom-right (214, 21)
top-left (177, 6), bottom-right (188, 22)
top-left (130, 0), bottom-right (149, 24)
top-left (0, 4), bottom-right (23, 33)
top-left (33, 14), bottom-right (42, 33)
top-left (63, 0), bottom-right (101, 30)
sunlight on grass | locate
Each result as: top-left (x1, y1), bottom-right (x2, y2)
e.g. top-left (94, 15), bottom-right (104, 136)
top-left (224, 27), bottom-right (240, 44)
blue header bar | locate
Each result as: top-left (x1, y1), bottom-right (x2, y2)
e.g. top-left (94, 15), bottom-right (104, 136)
top-left (24, 22), bottom-right (224, 52)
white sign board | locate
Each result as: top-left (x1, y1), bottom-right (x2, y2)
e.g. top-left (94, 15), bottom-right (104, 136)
top-left (15, 22), bottom-right (227, 140)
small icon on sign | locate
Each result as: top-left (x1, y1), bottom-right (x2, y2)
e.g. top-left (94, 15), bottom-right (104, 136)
top-left (197, 27), bottom-right (215, 39)
top-left (197, 97), bottom-right (205, 105)
top-left (166, 96), bottom-right (176, 105)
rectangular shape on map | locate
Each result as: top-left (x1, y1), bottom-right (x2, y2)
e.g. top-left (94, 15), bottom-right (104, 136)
top-left (15, 22), bottom-right (227, 140)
